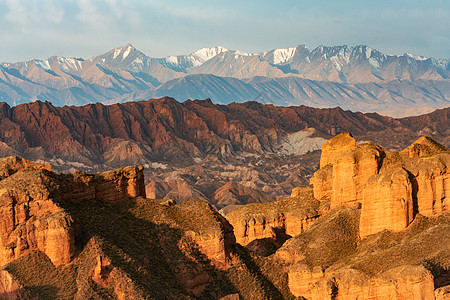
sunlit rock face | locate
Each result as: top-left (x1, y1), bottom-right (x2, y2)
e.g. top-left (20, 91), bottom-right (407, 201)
top-left (0, 157), bottom-right (146, 267)
top-left (311, 133), bottom-right (450, 238)
top-left (311, 132), bottom-right (384, 208)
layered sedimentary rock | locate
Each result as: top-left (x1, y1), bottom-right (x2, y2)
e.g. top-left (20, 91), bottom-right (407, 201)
top-left (0, 166), bottom-right (75, 266)
top-left (0, 156), bottom-right (244, 298)
top-left (311, 133), bottom-right (384, 208)
top-left (359, 168), bottom-right (414, 238)
top-left (227, 186), bottom-right (319, 247)
top-left (311, 133), bottom-right (450, 238)
top-left (319, 132), bottom-right (356, 168)
top-left (280, 203), bottom-right (449, 299)
top-left (0, 157), bottom-right (146, 267)
top-left (94, 166), bottom-right (146, 202)
top-left (306, 265), bottom-right (435, 300)
top-left (406, 153), bottom-right (450, 218)
top-left (287, 133), bottom-right (450, 299)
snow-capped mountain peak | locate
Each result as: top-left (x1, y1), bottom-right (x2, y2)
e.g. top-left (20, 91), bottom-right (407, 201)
top-left (403, 52), bottom-right (429, 61)
top-left (89, 43), bottom-right (146, 67)
top-left (113, 44), bottom-right (134, 60)
top-left (108, 43), bottom-right (139, 61)
top-left (158, 46), bottom-right (229, 70)
top-left (272, 47), bottom-right (297, 64)
top-left (191, 46), bottom-right (229, 63)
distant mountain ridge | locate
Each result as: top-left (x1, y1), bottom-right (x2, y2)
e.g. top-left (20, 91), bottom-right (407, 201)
top-left (0, 43), bottom-right (449, 115)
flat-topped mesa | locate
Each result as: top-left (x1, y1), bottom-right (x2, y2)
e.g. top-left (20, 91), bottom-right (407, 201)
top-left (311, 133), bottom-right (450, 239)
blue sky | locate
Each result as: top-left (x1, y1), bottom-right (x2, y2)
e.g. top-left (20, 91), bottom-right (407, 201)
top-left (0, 0), bottom-right (449, 62)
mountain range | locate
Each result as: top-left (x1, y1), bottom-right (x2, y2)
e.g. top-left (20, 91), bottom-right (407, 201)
top-left (1, 44), bottom-right (449, 116)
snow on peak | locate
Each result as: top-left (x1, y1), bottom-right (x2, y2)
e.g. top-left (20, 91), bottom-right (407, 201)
top-left (192, 46), bottom-right (229, 62)
top-left (364, 47), bottom-right (373, 59)
top-left (166, 56), bottom-right (178, 64)
top-left (272, 47), bottom-right (297, 64)
top-left (35, 59), bottom-right (51, 71)
top-left (57, 57), bottom-right (84, 72)
top-left (404, 53), bottom-right (429, 61)
top-left (112, 44), bottom-right (135, 60)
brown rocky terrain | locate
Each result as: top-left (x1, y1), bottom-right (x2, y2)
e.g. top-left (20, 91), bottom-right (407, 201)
top-left (224, 133), bottom-right (450, 299)
top-left (0, 98), bottom-right (449, 212)
top-left (0, 156), bottom-right (296, 299)
top-left (311, 132), bottom-right (449, 237)
top-left (0, 130), bottom-right (450, 299)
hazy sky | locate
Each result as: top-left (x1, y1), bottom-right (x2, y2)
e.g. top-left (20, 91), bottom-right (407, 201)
top-left (0, 0), bottom-right (449, 62)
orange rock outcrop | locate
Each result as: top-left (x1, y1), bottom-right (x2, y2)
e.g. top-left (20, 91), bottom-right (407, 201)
top-left (310, 133), bottom-right (450, 238)
top-left (288, 263), bottom-right (324, 299)
top-left (94, 166), bottom-right (146, 202)
top-left (311, 133), bottom-right (384, 208)
top-left (185, 212), bottom-right (236, 265)
top-left (0, 270), bottom-right (29, 300)
top-left (0, 157), bottom-right (146, 267)
top-left (305, 265), bottom-right (435, 300)
top-left (0, 167), bottom-right (76, 266)
top-left (226, 186), bottom-right (319, 247)
top-left (359, 168), bottom-right (414, 238)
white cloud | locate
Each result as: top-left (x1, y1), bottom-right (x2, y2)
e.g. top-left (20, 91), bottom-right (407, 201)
top-left (5, 0), bottom-right (28, 29)
top-left (147, 0), bottom-right (235, 22)
top-left (76, 0), bottom-right (108, 27)
top-left (3, 0), bottom-right (64, 32)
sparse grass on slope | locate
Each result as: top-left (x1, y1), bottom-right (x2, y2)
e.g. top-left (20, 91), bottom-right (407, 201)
top-left (226, 185), bottom-right (319, 221)
top-left (276, 207), bottom-right (361, 268)
top-left (5, 251), bottom-right (77, 299)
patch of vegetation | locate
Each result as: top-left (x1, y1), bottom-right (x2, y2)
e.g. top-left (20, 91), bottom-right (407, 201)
top-left (5, 251), bottom-right (77, 299)
top-left (278, 207), bottom-right (361, 269)
top-left (226, 185), bottom-right (318, 221)
top-left (225, 244), bottom-right (295, 300)
top-left (347, 213), bottom-right (450, 276)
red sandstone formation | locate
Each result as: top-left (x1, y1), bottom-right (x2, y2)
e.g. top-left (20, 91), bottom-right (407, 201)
top-left (0, 157), bottom-right (146, 268)
top-left (310, 133), bottom-right (450, 238)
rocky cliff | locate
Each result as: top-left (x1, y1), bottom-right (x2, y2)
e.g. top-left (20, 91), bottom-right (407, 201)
top-left (310, 132), bottom-right (450, 238)
top-left (226, 185), bottom-right (320, 254)
top-left (1, 131), bottom-right (450, 299)
top-left (0, 157), bottom-right (147, 268)
top-left (222, 133), bottom-right (450, 299)
top-left (269, 133), bottom-right (449, 299)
